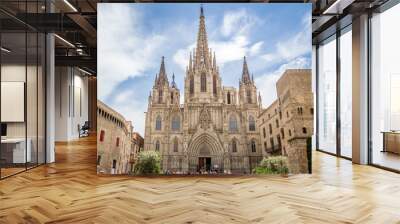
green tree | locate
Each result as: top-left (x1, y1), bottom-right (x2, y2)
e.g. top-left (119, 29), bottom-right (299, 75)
top-left (134, 150), bottom-right (161, 175)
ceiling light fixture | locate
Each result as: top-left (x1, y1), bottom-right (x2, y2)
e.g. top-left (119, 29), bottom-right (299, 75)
top-left (54, 34), bottom-right (75, 48)
top-left (323, 0), bottom-right (355, 15)
top-left (63, 0), bottom-right (78, 12)
top-left (78, 67), bottom-right (92, 76)
top-left (1, 47), bottom-right (11, 53)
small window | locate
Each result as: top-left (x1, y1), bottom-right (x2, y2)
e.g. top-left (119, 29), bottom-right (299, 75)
top-left (247, 90), bottom-right (252, 103)
top-left (116, 137), bottom-right (120, 147)
top-left (264, 142), bottom-right (267, 152)
top-left (310, 108), bottom-right (314, 115)
top-left (100, 130), bottom-right (105, 142)
top-left (190, 77), bottom-right (194, 94)
top-left (270, 138), bottom-right (274, 150)
top-left (227, 92), bottom-right (231, 104)
top-left (112, 159), bottom-right (117, 169)
top-left (232, 140), bottom-right (237, 153)
top-left (171, 92), bottom-right (174, 102)
top-left (277, 135), bottom-right (282, 146)
top-left (289, 129), bottom-right (292, 136)
top-left (279, 111), bottom-right (282, 119)
top-left (213, 75), bottom-right (217, 95)
top-left (155, 140), bottom-right (160, 151)
top-left (286, 111), bottom-right (289, 118)
top-left (275, 119), bottom-right (279, 128)
top-left (171, 115), bottom-right (180, 131)
top-left (249, 116), bottom-right (256, 131)
top-left (263, 128), bottom-right (266, 138)
top-left (201, 73), bottom-right (207, 92)
top-left (97, 155), bottom-right (101, 165)
top-left (302, 127), bottom-right (307, 134)
top-left (297, 107), bottom-right (303, 115)
top-left (158, 90), bottom-right (163, 103)
top-left (156, 116), bottom-right (162, 130)
top-left (173, 138), bottom-right (178, 152)
top-left (229, 115), bottom-right (238, 132)
top-left (269, 124), bottom-right (272, 134)
top-left (280, 128), bottom-right (285, 139)
top-left (251, 140), bottom-right (256, 153)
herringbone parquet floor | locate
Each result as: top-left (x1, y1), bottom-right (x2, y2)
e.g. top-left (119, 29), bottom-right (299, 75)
top-left (1, 136), bottom-right (400, 224)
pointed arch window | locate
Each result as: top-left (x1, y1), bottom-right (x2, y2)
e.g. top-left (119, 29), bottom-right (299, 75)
top-left (158, 89), bottom-right (163, 103)
top-left (213, 75), bottom-right (217, 95)
top-left (229, 115), bottom-right (238, 132)
top-left (190, 76), bottom-right (194, 94)
top-left (227, 92), bottom-right (231, 104)
top-left (171, 115), bottom-right (180, 131)
top-left (249, 115), bottom-right (255, 131)
top-left (155, 140), bottom-right (160, 151)
top-left (201, 73), bottom-right (207, 92)
top-left (247, 90), bottom-right (252, 103)
top-left (173, 138), bottom-right (178, 152)
top-left (155, 116), bottom-right (162, 130)
top-left (231, 139), bottom-right (237, 153)
top-left (251, 140), bottom-right (256, 153)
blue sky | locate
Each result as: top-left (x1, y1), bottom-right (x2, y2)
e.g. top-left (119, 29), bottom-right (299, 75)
top-left (98, 3), bottom-right (311, 136)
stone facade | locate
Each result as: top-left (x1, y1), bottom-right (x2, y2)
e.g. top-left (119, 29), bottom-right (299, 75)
top-left (97, 100), bottom-right (142, 174)
top-left (144, 8), bottom-right (262, 174)
top-left (258, 69), bottom-right (313, 173)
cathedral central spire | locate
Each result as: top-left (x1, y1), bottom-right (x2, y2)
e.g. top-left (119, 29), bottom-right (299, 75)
top-left (195, 5), bottom-right (210, 68)
top-left (241, 56), bottom-right (251, 84)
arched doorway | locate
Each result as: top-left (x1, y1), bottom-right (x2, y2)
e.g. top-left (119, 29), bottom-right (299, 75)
top-left (187, 133), bottom-right (224, 172)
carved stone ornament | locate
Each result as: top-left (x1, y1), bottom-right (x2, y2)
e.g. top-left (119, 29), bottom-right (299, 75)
top-left (199, 105), bottom-right (212, 129)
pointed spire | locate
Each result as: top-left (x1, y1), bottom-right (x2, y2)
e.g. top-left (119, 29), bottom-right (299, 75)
top-left (159, 56), bottom-right (166, 78)
top-left (195, 5), bottom-right (210, 68)
top-left (252, 74), bottom-right (254, 83)
top-left (213, 52), bottom-right (216, 69)
top-left (156, 56), bottom-right (169, 86)
top-left (189, 52), bottom-right (193, 70)
top-left (154, 74), bottom-right (158, 85)
top-left (171, 73), bottom-right (177, 89)
top-left (241, 56), bottom-right (251, 84)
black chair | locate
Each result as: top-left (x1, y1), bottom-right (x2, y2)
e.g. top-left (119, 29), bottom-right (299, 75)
top-left (79, 121), bottom-right (90, 138)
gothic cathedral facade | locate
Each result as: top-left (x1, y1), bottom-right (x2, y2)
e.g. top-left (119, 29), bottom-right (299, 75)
top-left (144, 8), bottom-right (263, 174)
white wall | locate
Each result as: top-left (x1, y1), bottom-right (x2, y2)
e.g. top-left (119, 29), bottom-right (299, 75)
top-left (55, 67), bottom-right (89, 141)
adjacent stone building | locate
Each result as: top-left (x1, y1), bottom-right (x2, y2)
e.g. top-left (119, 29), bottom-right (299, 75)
top-left (258, 69), bottom-right (313, 173)
top-left (144, 8), bottom-right (262, 174)
top-left (129, 132), bottom-right (144, 171)
top-left (97, 100), bottom-right (142, 174)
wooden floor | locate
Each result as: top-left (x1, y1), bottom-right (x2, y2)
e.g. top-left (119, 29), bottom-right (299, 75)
top-left (1, 136), bottom-right (400, 224)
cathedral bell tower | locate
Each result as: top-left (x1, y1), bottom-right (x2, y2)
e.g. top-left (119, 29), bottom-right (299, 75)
top-left (239, 56), bottom-right (258, 107)
top-left (153, 56), bottom-right (170, 105)
top-left (184, 6), bottom-right (222, 104)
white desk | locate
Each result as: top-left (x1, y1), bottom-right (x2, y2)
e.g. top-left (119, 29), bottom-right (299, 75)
top-left (1, 138), bottom-right (31, 163)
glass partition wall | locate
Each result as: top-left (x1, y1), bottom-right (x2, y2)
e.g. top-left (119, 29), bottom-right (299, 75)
top-left (316, 25), bottom-right (352, 159)
top-left (317, 35), bottom-right (337, 155)
top-left (0, 3), bottom-right (46, 179)
top-left (370, 3), bottom-right (400, 171)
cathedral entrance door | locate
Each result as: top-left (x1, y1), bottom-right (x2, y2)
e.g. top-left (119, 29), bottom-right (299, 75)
top-left (198, 157), bottom-right (211, 172)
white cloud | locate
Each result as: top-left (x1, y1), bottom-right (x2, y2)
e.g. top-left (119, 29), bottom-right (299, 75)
top-left (221, 9), bottom-right (260, 37)
top-left (173, 9), bottom-right (264, 71)
top-left (109, 89), bottom-right (148, 135)
top-left (98, 4), bottom-right (167, 100)
top-left (256, 57), bottom-right (310, 107)
top-left (260, 13), bottom-right (311, 68)
top-left (249, 41), bottom-right (264, 56)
